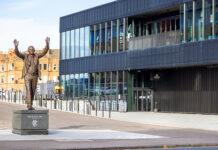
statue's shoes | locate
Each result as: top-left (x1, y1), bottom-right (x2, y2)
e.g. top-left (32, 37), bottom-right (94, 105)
top-left (28, 107), bottom-right (35, 110)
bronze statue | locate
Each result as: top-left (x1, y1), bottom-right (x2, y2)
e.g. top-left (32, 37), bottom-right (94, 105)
top-left (13, 37), bottom-right (50, 110)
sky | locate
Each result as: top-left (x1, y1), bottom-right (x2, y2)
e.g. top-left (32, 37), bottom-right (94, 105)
top-left (0, 0), bottom-right (115, 52)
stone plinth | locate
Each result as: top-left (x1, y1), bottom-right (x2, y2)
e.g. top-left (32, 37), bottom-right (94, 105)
top-left (12, 110), bottom-right (49, 135)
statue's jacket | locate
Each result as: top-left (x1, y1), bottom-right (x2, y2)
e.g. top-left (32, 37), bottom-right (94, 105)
top-left (14, 45), bottom-right (49, 80)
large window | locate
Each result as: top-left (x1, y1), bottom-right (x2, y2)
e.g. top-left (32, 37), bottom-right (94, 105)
top-left (100, 72), bottom-right (105, 95)
top-left (106, 72), bottom-right (111, 95)
top-left (95, 25), bottom-right (100, 55)
top-left (119, 19), bottom-right (124, 51)
top-left (112, 21), bottom-right (117, 53)
top-left (66, 31), bottom-right (70, 59)
top-left (101, 23), bottom-right (106, 54)
top-left (182, 0), bottom-right (216, 42)
top-left (106, 22), bottom-right (111, 53)
top-left (80, 74), bottom-right (84, 97)
top-left (60, 75), bottom-right (65, 98)
top-left (65, 75), bottom-right (70, 99)
top-left (43, 64), bottom-right (47, 71)
top-left (75, 29), bottom-right (80, 58)
top-left (85, 27), bottom-right (90, 56)
top-left (84, 73), bottom-right (89, 97)
top-left (89, 73), bottom-right (94, 97)
top-left (80, 28), bottom-right (85, 57)
top-left (75, 74), bottom-right (79, 97)
top-left (112, 71), bottom-right (117, 95)
top-left (204, 0), bottom-right (213, 40)
top-left (61, 32), bottom-right (65, 60)
top-left (90, 26), bottom-right (94, 56)
top-left (69, 74), bottom-right (74, 98)
top-left (71, 30), bottom-right (75, 58)
top-left (95, 73), bottom-right (100, 97)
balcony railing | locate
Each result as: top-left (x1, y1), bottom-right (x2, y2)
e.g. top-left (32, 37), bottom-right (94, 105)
top-left (129, 30), bottom-right (181, 50)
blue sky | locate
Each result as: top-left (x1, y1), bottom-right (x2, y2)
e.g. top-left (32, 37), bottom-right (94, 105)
top-left (0, 0), bottom-right (115, 52)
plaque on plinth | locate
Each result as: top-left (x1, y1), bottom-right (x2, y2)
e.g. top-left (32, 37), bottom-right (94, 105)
top-left (12, 110), bottom-right (49, 135)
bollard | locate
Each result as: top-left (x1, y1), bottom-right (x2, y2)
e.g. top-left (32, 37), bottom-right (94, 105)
top-left (109, 98), bottom-right (112, 118)
top-left (83, 99), bottom-right (85, 115)
top-left (50, 95), bottom-right (52, 110)
top-left (66, 99), bottom-right (68, 111)
top-left (77, 99), bottom-right (79, 113)
top-left (95, 100), bottom-right (97, 116)
top-left (61, 97), bottom-right (62, 111)
top-left (102, 100), bottom-right (104, 117)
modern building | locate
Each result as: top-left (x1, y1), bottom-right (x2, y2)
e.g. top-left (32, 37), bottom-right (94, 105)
top-left (60, 0), bottom-right (218, 114)
top-left (0, 49), bottom-right (60, 92)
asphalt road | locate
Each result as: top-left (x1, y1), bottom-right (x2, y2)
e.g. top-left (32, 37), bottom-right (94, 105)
top-left (145, 147), bottom-right (218, 150)
top-left (1, 102), bottom-right (218, 150)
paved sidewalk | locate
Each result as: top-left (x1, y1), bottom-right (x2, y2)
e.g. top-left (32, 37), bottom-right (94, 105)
top-left (1, 102), bottom-right (218, 150)
top-left (109, 112), bottom-right (218, 131)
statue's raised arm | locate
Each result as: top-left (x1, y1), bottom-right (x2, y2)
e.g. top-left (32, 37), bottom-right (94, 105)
top-left (38, 37), bottom-right (50, 58)
top-left (13, 39), bottom-right (25, 60)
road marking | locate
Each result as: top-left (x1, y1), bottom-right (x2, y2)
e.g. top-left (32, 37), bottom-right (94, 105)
top-left (0, 129), bottom-right (166, 141)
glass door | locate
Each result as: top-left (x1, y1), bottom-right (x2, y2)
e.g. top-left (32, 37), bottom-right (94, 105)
top-left (132, 88), bottom-right (153, 112)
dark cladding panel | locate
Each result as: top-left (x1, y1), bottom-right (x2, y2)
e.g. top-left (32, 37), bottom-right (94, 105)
top-left (60, 0), bottom-right (191, 32)
top-left (60, 39), bottom-right (218, 75)
top-left (153, 67), bottom-right (218, 113)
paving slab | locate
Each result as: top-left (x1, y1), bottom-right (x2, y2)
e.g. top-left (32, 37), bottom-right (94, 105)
top-left (0, 129), bottom-right (165, 141)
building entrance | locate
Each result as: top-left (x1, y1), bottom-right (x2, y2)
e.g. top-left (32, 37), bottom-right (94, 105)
top-left (132, 88), bottom-right (153, 112)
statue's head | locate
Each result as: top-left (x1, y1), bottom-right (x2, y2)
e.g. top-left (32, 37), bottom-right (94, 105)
top-left (28, 46), bottom-right (35, 55)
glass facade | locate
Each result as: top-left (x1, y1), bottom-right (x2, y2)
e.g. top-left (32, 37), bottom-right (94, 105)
top-left (60, 0), bottom-right (218, 110)
top-left (60, 0), bottom-right (218, 62)
top-left (182, 0), bottom-right (217, 42)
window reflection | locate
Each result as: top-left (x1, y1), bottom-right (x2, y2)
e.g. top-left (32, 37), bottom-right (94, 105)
top-left (75, 74), bottom-right (79, 97)
top-left (80, 74), bottom-right (84, 97)
top-left (112, 21), bottom-right (117, 53)
top-left (101, 24), bottom-right (105, 54)
top-left (75, 29), bottom-right (80, 58)
top-left (80, 28), bottom-right (84, 57)
top-left (106, 22), bottom-right (111, 53)
top-left (66, 31), bottom-right (70, 59)
top-left (119, 19), bottom-right (124, 51)
top-left (61, 75), bottom-right (65, 99)
top-left (71, 30), bottom-right (75, 58)
top-left (85, 27), bottom-right (90, 56)
top-left (89, 73), bottom-right (94, 97)
top-left (84, 73), bottom-right (89, 97)
top-left (90, 26), bottom-right (94, 56)
top-left (61, 32), bottom-right (65, 60)
top-left (95, 25), bottom-right (100, 55)
top-left (70, 74), bottom-right (74, 98)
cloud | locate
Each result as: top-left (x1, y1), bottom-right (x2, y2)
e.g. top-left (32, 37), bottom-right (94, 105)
top-left (0, 18), bottom-right (59, 52)
top-left (10, 0), bottom-right (38, 10)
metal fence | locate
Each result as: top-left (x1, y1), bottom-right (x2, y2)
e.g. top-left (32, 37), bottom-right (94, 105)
top-left (0, 91), bottom-right (127, 118)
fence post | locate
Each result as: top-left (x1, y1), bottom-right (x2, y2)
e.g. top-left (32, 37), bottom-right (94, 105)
top-left (109, 96), bottom-right (111, 118)
top-left (61, 97), bottom-right (63, 110)
top-left (77, 99), bottom-right (79, 113)
top-left (83, 98), bottom-right (85, 115)
top-left (50, 95), bottom-right (52, 110)
top-left (95, 100), bottom-right (97, 116)
top-left (102, 100), bottom-right (104, 117)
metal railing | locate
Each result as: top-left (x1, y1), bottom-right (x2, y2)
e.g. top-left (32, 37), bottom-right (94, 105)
top-left (0, 90), bottom-right (127, 118)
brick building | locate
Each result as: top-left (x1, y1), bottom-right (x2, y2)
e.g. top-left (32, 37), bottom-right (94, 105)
top-left (0, 49), bottom-right (59, 92)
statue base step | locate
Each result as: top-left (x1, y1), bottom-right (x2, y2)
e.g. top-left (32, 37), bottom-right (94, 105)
top-left (12, 110), bottom-right (49, 135)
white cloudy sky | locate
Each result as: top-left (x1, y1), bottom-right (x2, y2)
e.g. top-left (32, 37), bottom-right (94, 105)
top-left (0, 0), bottom-right (115, 52)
